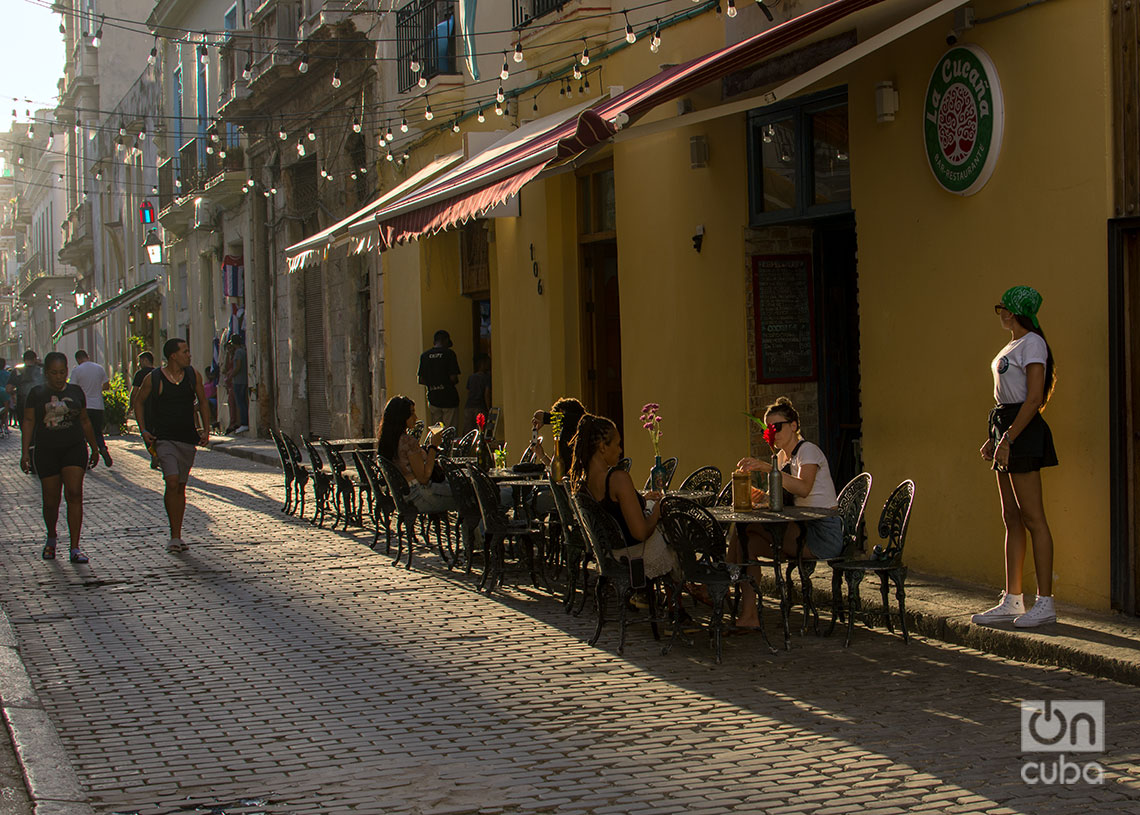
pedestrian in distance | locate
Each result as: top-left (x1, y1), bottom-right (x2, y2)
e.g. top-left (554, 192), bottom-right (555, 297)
top-left (0, 357), bottom-right (12, 437)
top-left (130, 351), bottom-right (158, 469)
top-left (230, 335), bottom-right (249, 433)
top-left (69, 349), bottom-right (113, 466)
top-left (972, 286), bottom-right (1059, 628)
top-left (9, 349), bottom-right (44, 426)
top-left (19, 351), bottom-right (100, 563)
top-left (418, 329), bottom-right (460, 430)
top-left (132, 338), bottom-right (211, 554)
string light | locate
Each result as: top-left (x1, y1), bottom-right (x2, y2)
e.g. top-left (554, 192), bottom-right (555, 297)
top-left (496, 85), bottom-right (505, 103)
top-left (307, 127), bottom-right (316, 141)
top-left (500, 53), bottom-right (510, 81)
top-left (650, 23), bottom-right (662, 53)
top-left (359, 166), bottom-right (367, 174)
top-left (332, 67), bottom-right (342, 89)
top-left (532, 97), bottom-right (538, 112)
top-left (400, 117), bottom-right (408, 133)
top-left (386, 150), bottom-right (393, 162)
top-left (418, 75), bottom-right (427, 89)
top-left (477, 109), bottom-right (485, 123)
top-left (424, 104), bottom-right (433, 121)
top-left (410, 58), bottom-right (421, 73)
top-left (573, 64), bottom-right (582, 81)
top-left (451, 120), bottom-right (460, 133)
top-left (219, 149), bottom-right (227, 159)
top-left (384, 123), bottom-right (393, 142)
top-left (727, 0), bottom-right (737, 15)
top-left (513, 42), bottom-right (523, 63)
top-left (139, 125), bottom-right (147, 141)
top-left (199, 40), bottom-right (209, 65)
top-left (278, 127), bottom-right (288, 140)
top-left (580, 42), bottom-right (590, 66)
top-left (92, 17), bottom-right (103, 48)
top-left (242, 56), bottom-right (253, 81)
top-left (297, 139), bottom-right (306, 157)
top-left (625, 12), bottom-right (636, 43)
top-left (148, 44), bottom-right (157, 65)
top-left (46, 129), bottom-right (54, 150)
top-left (26, 123), bottom-right (33, 139)
top-left (352, 117), bottom-right (361, 133)
top-left (495, 101), bottom-right (503, 116)
top-left (298, 56), bottom-right (309, 74)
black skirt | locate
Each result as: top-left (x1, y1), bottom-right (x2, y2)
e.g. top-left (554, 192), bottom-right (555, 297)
top-left (988, 403), bottom-right (1059, 473)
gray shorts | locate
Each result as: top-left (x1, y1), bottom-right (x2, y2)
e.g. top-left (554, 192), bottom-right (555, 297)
top-left (155, 440), bottom-right (197, 483)
top-left (804, 515), bottom-right (845, 560)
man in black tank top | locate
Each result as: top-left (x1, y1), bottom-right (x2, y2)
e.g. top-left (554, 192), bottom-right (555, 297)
top-left (132, 338), bottom-right (210, 553)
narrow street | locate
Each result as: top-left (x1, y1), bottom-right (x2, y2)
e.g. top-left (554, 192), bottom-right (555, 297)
top-left (0, 435), bottom-right (1137, 815)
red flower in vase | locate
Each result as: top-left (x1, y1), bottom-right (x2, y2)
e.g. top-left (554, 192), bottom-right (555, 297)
top-left (475, 413), bottom-right (486, 431)
top-left (763, 425), bottom-right (778, 450)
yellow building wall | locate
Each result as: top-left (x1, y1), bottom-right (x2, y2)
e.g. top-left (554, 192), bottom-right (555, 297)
top-left (836, 2), bottom-right (1112, 608)
top-left (613, 112), bottom-right (752, 481)
top-left (382, 241), bottom-right (424, 415)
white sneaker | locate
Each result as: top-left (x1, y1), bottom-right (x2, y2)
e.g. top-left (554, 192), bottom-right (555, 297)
top-left (166, 538), bottom-right (187, 553)
top-left (234, 425), bottom-right (249, 434)
top-left (971, 592), bottom-right (1025, 625)
top-left (1014, 596), bottom-right (1056, 628)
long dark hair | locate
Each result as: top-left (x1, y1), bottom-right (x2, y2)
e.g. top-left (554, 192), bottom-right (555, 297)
top-left (1014, 316), bottom-right (1056, 410)
top-left (377, 396), bottom-right (415, 460)
top-left (568, 413), bottom-right (617, 494)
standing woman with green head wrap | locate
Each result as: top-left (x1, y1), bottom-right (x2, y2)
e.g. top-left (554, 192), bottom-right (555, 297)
top-left (972, 285), bottom-right (1059, 628)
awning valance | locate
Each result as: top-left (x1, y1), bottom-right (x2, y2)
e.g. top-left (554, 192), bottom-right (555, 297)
top-left (52, 277), bottom-right (161, 343)
top-left (369, 0), bottom-right (885, 248)
top-left (285, 150), bottom-right (465, 272)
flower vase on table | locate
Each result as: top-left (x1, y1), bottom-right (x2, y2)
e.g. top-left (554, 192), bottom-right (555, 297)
top-left (650, 455), bottom-right (669, 493)
top-left (475, 412), bottom-right (493, 470)
top-left (641, 403), bottom-right (667, 493)
top-left (761, 422), bottom-right (783, 511)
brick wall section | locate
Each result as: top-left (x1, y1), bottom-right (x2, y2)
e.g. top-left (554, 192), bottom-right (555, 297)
top-left (744, 225), bottom-right (819, 459)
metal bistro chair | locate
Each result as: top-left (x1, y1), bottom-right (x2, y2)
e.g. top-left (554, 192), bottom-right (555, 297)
top-left (318, 437), bottom-right (358, 530)
top-left (454, 429), bottom-right (479, 457)
top-left (374, 455), bottom-right (452, 569)
top-left (359, 452), bottom-right (396, 553)
top-left (412, 419), bottom-right (425, 441)
top-left (785, 472), bottom-right (873, 635)
top-left (549, 478), bottom-right (593, 615)
top-left (571, 490), bottom-right (663, 654)
top-left (439, 426), bottom-right (458, 456)
top-left (659, 495), bottom-right (773, 662)
top-left (351, 451), bottom-right (377, 536)
top-left (269, 429), bottom-right (295, 514)
top-left (832, 480), bottom-right (916, 647)
top-left (467, 466), bottom-right (548, 595)
top-left (616, 457), bottom-right (632, 473)
top-left (715, 482), bottom-right (733, 507)
top-left (280, 433), bottom-right (310, 519)
top-left (440, 458), bottom-right (486, 573)
top-left (676, 466), bottom-right (722, 506)
top-left (642, 456), bottom-right (678, 491)
top-left (301, 436), bottom-right (335, 527)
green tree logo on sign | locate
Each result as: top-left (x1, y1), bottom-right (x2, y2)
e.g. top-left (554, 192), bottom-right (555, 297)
top-left (924, 45), bottom-right (1004, 196)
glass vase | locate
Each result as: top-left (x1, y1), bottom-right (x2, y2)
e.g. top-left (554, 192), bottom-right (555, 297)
top-left (650, 454), bottom-right (669, 493)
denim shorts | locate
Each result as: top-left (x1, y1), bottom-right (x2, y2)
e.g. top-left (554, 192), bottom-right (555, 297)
top-left (804, 515), bottom-right (844, 560)
top-left (408, 481), bottom-right (457, 514)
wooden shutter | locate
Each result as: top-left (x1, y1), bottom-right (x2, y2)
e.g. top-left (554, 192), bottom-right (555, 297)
top-left (304, 265), bottom-right (331, 438)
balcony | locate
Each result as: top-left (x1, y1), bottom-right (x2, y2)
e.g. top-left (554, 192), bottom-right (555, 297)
top-left (250, 0), bottom-right (300, 96)
top-left (298, 0), bottom-right (379, 42)
top-left (203, 142), bottom-right (248, 210)
top-left (218, 30), bottom-right (255, 117)
top-left (512, 0), bottom-right (610, 52)
top-left (180, 139), bottom-right (203, 196)
top-left (396, 0), bottom-right (461, 94)
top-left (59, 202), bottom-right (93, 267)
top-left (17, 252), bottom-right (73, 298)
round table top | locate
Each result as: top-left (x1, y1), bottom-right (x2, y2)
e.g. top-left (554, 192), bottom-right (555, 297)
top-left (707, 505), bottom-right (839, 524)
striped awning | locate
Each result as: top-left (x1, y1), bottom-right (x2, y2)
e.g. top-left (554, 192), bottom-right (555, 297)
top-left (52, 277), bottom-right (161, 343)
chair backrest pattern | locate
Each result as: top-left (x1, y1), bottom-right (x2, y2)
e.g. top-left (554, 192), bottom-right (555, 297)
top-left (455, 429), bottom-right (479, 457)
top-left (467, 466), bottom-right (512, 530)
top-left (877, 480), bottom-right (916, 562)
top-left (439, 426), bottom-right (458, 455)
top-left (677, 465), bottom-right (722, 497)
top-left (571, 490), bottom-right (627, 566)
top-left (550, 479), bottom-right (588, 556)
top-left (659, 496), bottom-right (729, 581)
top-left (318, 437), bottom-right (347, 474)
top-left (375, 455), bottom-right (416, 517)
top-left (716, 482), bottom-right (733, 506)
top-left (836, 472), bottom-right (872, 556)
top-left (441, 459), bottom-right (481, 519)
top-left (302, 436), bottom-right (326, 471)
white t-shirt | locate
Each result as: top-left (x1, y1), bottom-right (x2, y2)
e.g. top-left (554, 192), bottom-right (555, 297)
top-left (780, 440), bottom-right (838, 509)
top-left (69, 360), bottom-right (108, 411)
top-left (992, 333), bottom-right (1048, 404)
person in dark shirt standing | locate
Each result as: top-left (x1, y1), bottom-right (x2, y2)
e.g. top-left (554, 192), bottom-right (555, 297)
top-left (20, 352), bottom-right (100, 563)
top-left (418, 329), bottom-right (461, 430)
top-left (133, 338), bottom-right (210, 554)
top-left (464, 353), bottom-right (492, 432)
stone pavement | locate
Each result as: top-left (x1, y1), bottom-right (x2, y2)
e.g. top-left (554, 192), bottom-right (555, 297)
top-left (0, 435), bottom-right (1138, 815)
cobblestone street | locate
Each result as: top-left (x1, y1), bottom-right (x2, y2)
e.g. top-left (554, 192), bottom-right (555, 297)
top-left (0, 436), bottom-right (1138, 815)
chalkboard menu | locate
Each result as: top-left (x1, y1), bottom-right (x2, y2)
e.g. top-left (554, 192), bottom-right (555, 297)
top-left (752, 254), bottom-right (817, 382)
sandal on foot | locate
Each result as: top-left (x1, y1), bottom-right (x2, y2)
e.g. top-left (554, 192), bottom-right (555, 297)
top-left (41, 541), bottom-right (56, 560)
top-left (69, 549), bottom-right (89, 564)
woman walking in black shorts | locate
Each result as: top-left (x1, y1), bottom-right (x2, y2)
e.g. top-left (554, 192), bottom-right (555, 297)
top-left (972, 286), bottom-right (1059, 628)
top-left (19, 352), bottom-right (100, 563)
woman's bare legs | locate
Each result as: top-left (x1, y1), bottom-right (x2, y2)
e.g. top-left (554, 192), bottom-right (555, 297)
top-left (1009, 471), bottom-right (1053, 595)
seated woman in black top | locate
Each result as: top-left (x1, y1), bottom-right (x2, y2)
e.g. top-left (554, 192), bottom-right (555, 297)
top-left (568, 413), bottom-right (679, 580)
top-left (19, 351), bottom-right (100, 563)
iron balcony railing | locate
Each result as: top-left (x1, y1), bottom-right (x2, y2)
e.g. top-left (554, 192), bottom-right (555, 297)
top-left (396, 0), bottom-right (458, 93)
top-left (513, 0), bottom-right (564, 30)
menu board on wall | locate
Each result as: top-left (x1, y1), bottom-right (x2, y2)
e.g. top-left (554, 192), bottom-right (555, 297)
top-left (752, 254), bottom-right (817, 382)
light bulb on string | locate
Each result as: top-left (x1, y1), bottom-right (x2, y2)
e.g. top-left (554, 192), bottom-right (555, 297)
top-left (513, 42), bottom-right (524, 63)
top-left (580, 42), bottom-right (590, 66)
top-left (278, 127), bottom-right (288, 140)
top-left (243, 60), bottom-right (252, 81)
top-left (477, 109), bottom-right (485, 123)
top-left (650, 25), bottom-right (662, 53)
top-left (298, 56), bottom-right (309, 74)
top-left (219, 149), bottom-right (227, 159)
top-left (726, 0), bottom-right (737, 16)
top-left (386, 150), bottom-right (393, 162)
top-left (352, 117), bottom-right (361, 133)
top-left (496, 85), bottom-right (505, 103)
top-left (332, 68), bottom-right (342, 89)
top-left (624, 13), bottom-right (636, 43)
top-left (410, 58), bottom-right (421, 73)
top-left (26, 123), bottom-right (33, 139)
top-left (424, 104), bottom-right (433, 121)
top-left (501, 53), bottom-right (510, 81)
top-left (572, 64), bottom-right (581, 81)
top-left (560, 83), bottom-right (565, 97)
top-left (359, 166), bottom-right (367, 175)
top-left (351, 172), bottom-right (357, 180)
top-left (400, 117), bottom-right (408, 133)
top-left (199, 41), bottom-right (209, 65)
top-left (452, 120), bottom-right (460, 133)
top-left (206, 143), bottom-right (214, 155)
top-left (297, 140), bottom-right (306, 157)
top-left (148, 45), bottom-right (157, 66)
top-left (47, 129), bottom-right (54, 150)
top-left (92, 17), bottom-right (103, 48)
top-left (384, 123), bottom-right (393, 142)
top-left (584, 74), bottom-right (591, 91)
top-left (307, 127), bottom-right (316, 141)
top-left (119, 125), bottom-right (127, 137)
top-left (532, 97), bottom-right (539, 112)
top-left (566, 80), bottom-right (574, 98)
top-left (418, 76), bottom-right (427, 88)
top-left (495, 101), bottom-right (503, 116)
top-left (139, 126), bottom-right (147, 141)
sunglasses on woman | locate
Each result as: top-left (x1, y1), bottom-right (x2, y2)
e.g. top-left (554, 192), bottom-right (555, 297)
top-left (769, 420), bottom-right (794, 432)
top-left (994, 304), bottom-right (1010, 315)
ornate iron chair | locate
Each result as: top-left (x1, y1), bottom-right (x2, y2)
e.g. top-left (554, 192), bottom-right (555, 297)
top-left (832, 480), bottom-right (916, 647)
top-left (440, 458), bottom-right (484, 572)
top-left (439, 426), bottom-right (458, 456)
top-left (549, 479), bottom-right (592, 614)
top-left (466, 466), bottom-right (548, 595)
top-left (715, 482), bottom-right (733, 507)
top-left (412, 419), bottom-right (425, 441)
top-left (280, 433), bottom-right (310, 519)
top-left (374, 455), bottom-right (439, 569)
top-left (301, 436), bottom-right (335, 527)
top-left (352, 451), bottom-right (378, 537)
top-left (616, 457), bottom-right (632, 473)
top-left (269, 429), bottom-right (295, 514)
top-left (571, 490), bottom-right (663, 654)
top-left (359, 453), bottom-right (395, 552)
top-left (318, 437), bottom-right (357, 530)
top-left (659, 495), bottom-right (773, 662)
top-left (454, 429), bottom-right (479, 457)
top-left (642, 456), bottom-right (678, 491)
top-left (676, 466), bottom-right (722, 505)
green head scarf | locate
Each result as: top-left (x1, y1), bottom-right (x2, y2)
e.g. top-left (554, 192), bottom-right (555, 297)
top-left (1000, 285), bottom-right (1042, 328)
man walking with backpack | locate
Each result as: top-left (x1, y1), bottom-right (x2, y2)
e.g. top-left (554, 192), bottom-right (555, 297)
top-left (132, 339), bottom-right (210, 553)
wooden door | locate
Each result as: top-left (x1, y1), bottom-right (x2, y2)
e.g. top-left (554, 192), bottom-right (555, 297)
top-left (581, 240), bottom-right (623, 435)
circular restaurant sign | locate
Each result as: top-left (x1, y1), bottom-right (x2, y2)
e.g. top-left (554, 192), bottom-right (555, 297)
top-left (923, 44), bottom-right (1004, 196)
